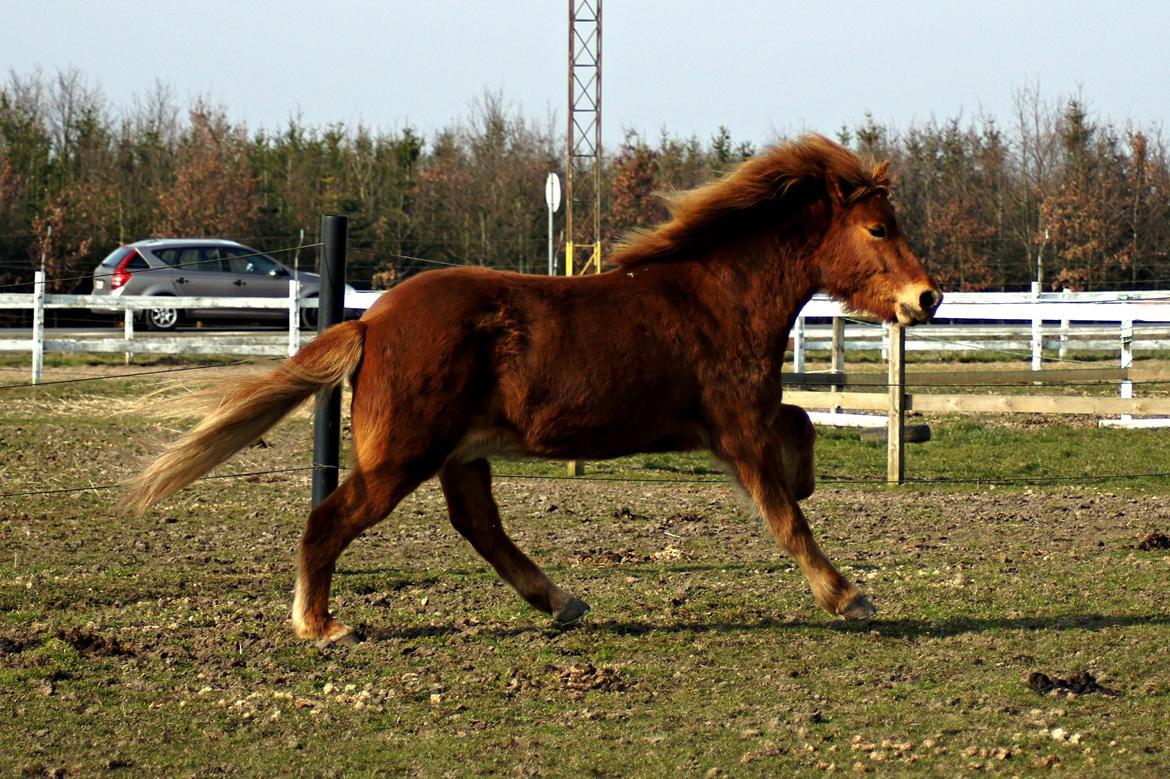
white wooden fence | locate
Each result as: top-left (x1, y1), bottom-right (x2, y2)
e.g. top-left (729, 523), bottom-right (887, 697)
top-left (784, 287), bottom-right (1170, 480)
top-left (789, 286), bottom-right (1170, 371)
top-left (0, 273), bottom-right (383, 383)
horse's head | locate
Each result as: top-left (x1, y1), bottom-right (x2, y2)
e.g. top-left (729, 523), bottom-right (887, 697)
top-left (819, 162), bottom-right (942, 326)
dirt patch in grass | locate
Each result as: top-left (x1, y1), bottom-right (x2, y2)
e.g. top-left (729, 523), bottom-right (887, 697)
top-left (59, 628), bottom-right (135, 657)
top-left (1028, 671), bottom-right (1118, 697)
top-left (1137, 530), bottom-right (1170, 550)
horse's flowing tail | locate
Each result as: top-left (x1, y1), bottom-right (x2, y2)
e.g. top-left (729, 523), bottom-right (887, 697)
top-left (127, 320), bottom-right (367, 515)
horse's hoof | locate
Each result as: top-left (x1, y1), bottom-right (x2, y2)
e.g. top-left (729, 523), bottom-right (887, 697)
top-left (840, 593), bottom-right (877, 620)
top-left (314, 623), bottom-right (362, 648)
top-left (554, 597), bottom-right (591, 625)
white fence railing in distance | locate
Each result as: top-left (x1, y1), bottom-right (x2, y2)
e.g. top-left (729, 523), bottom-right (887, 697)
top-left (789, 290), bottom-right (1170, 373)
top-left (0, 280), bottom-right (386, 383)
top-left (786, 292), bottom-right (1170, 481)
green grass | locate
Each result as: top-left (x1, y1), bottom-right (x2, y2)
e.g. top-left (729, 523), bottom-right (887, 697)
top-left (2, 370), bottom-right (1170, 775)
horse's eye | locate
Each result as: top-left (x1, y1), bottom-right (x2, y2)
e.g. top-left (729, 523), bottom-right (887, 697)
top-left (868, 225), bottom-right (887, 239)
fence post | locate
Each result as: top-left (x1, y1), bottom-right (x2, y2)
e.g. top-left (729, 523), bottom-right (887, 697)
top-left (1058, 288), bottom-right (1070, 360)
top-left (1030, 281), bottom-right (1042, 371)
top-left (793, 314), bottom-right (806, 373)
top-left (887, 322), bottom-right (905, 485)
top-left (1120, 319), bottom-right (1134, 422)
top-left (287, 277), bottom-right (301, 357)
top-left (123, 308), bottom-right (135, 365)
top-left (312, 214), bottom-right (348, 509)
top-left (830, 316), bottom-right (845, 409)
top-left (31, 270), bottom-right (45, 384)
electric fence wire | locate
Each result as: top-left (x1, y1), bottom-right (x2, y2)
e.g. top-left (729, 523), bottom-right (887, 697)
top-left (0, 357), bottom-right (282, 392)
top-left (9, 464), bottom-right (1170, 502)
top-left (839, 315), bottom-right (1103, 366)
top-left (0, 465), bottom-right (338, 500)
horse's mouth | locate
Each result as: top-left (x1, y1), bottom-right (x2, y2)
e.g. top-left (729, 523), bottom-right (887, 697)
top-left (896, 303), bottom-right (918, 325)
top-left (896, 302), bottom-right (936, 326)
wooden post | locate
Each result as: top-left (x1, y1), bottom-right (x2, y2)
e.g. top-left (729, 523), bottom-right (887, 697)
top-left (287, 277), bottom-right (300, 357)
top-left (793, 314), bottom-right (806, 373)
top-left (886, 322), bottom-right (905, 485)
top-left (830, 316), bottom-right (845, 410)
top-left (31, 270), bottom-right (45, 385)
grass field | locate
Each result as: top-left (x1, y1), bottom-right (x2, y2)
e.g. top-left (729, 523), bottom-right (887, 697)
top-left (2, 359), bottom-right (1170, 776)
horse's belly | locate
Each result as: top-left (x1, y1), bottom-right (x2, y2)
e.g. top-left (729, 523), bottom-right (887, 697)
top-left (524, 418), bottom-right (709, 460)
top-left (448, 421), bottom-right (708, 464)
top-left (449, 427), bottom-right (529, 463)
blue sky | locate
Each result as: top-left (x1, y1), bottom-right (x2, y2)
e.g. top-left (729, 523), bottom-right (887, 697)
top-left (4, 0), bottom-right (1168, 146)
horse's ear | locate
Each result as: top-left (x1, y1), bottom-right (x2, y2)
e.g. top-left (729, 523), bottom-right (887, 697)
top-left (873, 160), bottom-right (891, 181)
top-left (827, 174), bottom-right (859, 206)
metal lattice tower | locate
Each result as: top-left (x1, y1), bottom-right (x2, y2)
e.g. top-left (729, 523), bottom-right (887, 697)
top-left (566, 0), bottom-right (602, 276)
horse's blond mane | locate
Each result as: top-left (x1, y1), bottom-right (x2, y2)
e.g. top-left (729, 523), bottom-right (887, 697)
top-left (609, 134), bottom-right (890, 267)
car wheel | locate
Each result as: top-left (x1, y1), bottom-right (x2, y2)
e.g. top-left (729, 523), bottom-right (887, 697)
top-left (144, 302), bottom-right (180, 331)
top-left (300, 302), bottom-right (319, 330)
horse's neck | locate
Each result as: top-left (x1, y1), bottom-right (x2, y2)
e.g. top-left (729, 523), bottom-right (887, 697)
top-left (709, 233), bottom-right (822, 354)
top-left (752, 251), bottom-right (818, 353)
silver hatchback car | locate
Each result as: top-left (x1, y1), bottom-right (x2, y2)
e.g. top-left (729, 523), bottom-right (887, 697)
top-left (91, 238), bottom-right (328, 330)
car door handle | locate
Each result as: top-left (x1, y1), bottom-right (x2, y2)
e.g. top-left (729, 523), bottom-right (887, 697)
top-left (233, 279), bottom-right (245, 286)
top-left (176, 277), bottom-right (188, 284)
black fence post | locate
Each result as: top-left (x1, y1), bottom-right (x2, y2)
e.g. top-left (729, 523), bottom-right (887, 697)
top-left (312, 214), bottom-right (348, 509)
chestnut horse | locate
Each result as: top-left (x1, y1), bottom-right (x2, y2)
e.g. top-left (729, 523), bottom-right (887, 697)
top-left (129, 134), bottom-right (941, 643)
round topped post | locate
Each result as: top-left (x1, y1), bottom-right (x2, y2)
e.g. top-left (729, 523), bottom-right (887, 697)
top-left (312, 214), bottom-right (348, 508)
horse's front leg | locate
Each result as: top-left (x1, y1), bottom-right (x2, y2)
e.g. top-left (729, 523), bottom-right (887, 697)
top-left (729, 448), bottom-right (875, 620)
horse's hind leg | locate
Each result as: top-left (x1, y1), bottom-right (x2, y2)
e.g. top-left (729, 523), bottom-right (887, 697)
top-left (440, 459), bottom-right (589, 624)
top-left (292, 466), bottom-right (421, 642)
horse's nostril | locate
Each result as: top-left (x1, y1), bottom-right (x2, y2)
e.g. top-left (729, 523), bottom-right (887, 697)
top-left (919, 289), bottom-right (941, 314)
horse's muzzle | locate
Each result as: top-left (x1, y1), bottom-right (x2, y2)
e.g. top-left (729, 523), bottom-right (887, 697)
top-left (896, 288), bottom-right (943, 325)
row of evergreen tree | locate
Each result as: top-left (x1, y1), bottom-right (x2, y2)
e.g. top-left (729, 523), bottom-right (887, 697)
top-left (2, 70), bottom-right (1168, 292)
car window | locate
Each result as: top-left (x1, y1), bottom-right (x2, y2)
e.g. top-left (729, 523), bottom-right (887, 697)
top-left (175, 247), bottom-right (204, 271)
top-left (99, 246), bottom-right (134, 268)
top-left (153, 248), bottom-right (179, 267)
top-left (225, 247), bottom-right (281, 275)
top-left (200, 247), bottom-right (228, 271)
